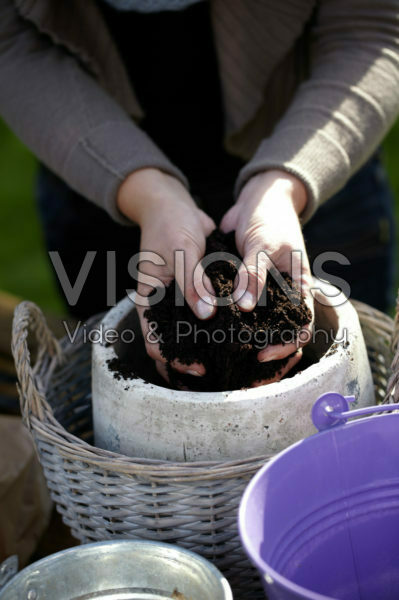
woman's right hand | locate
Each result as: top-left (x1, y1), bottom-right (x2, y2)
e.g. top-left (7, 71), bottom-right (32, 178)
top-left (117, 168), bottom-right (216, 381)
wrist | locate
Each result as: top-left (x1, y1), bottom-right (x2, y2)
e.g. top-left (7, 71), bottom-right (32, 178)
top-left (117, 168), bottom-right (156, 225)
top-left (117, 168), bottom-right (193, 226)
top-left (243, 169), bottom-right (308, 217)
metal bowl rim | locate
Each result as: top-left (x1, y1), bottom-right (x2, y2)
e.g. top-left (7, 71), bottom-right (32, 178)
top-left (0, 540), bottom-right (232, 598)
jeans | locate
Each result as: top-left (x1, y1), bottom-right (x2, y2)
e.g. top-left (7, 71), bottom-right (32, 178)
top-left (36, 152), bottom-right (396, 318)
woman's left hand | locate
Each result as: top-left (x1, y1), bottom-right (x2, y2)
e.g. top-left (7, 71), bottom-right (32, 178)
top-left (220, 169), bottom-right (314, 379)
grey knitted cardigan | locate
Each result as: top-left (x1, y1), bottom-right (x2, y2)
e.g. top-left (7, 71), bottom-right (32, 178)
top-left (1, 0), bottom-right (399, 225)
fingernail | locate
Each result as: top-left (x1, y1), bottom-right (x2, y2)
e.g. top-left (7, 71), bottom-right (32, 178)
top-left (237, 291), bottom-right (254, 310)
top-left (186, 369), bottom-right (202, 377)
top-left (196, 297), bottom-right (215, 320)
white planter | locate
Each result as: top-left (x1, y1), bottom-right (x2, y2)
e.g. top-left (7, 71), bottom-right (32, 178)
top-left (92, 281), bottom-right (375, 462)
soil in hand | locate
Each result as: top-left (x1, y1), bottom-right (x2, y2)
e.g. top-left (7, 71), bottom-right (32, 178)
top-left (144, 229), bottom-right (312, 392)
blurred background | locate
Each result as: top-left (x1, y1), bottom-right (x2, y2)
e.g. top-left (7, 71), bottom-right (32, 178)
top-left (1, 117), bottom-right (399, 317)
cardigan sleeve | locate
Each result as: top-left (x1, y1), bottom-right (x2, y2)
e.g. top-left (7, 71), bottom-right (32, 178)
top-left (235, 0), bottom-right (399, 223)
top-left (0, 0), bottom-right (189, 225)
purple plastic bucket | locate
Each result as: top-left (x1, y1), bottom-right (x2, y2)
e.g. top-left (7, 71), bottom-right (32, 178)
top-left (239, 393), bottom-right (399, 600)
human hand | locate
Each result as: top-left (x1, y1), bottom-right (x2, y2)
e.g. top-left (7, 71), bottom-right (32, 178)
top-left (220, 169), bottom-right (314, 379)
top-left (117, 168), bottom-right (216, 381)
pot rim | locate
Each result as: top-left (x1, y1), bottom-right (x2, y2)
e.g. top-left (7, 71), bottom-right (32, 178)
top-left (94, 279), bottom-right (355, 402)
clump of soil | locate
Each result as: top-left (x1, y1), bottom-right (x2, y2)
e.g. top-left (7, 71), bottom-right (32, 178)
top-left (144, 230), bottom-right (311, 391)
top-left (107, 357), bottom-right (139, 381)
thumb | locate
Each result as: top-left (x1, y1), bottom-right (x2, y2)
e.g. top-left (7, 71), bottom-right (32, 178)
top-left (220, 205), bottom-right (238, 234)
top-left (198, 209), bottom-right (217, 236)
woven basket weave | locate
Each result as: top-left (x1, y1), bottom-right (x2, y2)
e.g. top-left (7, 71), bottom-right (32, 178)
top-left (11, 298), bottom-right (399, 599)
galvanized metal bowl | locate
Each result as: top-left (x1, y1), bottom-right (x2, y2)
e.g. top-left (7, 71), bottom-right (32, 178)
top-left (0, 540), bottom-right (233, 600)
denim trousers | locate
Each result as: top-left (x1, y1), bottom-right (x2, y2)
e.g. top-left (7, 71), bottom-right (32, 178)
top-left (36, 152), bottom-right (396, 318)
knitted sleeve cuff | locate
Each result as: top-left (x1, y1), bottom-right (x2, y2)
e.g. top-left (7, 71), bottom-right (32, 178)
top-left (63, 120), bottom-right (190, 226)
top-left (234, 125), bottom-right (354, 224)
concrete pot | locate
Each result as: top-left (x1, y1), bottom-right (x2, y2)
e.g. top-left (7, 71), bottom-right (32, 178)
top-left (92, 281), bottom-right (375, 462)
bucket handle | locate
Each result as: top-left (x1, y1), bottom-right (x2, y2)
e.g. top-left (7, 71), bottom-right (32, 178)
top-left (11, 301), bottom-right (63, 429)
top-left (312, 392), bottom-right (399, 432)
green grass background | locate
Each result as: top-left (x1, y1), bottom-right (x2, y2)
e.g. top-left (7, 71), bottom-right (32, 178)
top-left (0, 118), bottom-right (399, 315)
top-left (0, 119), bottom-right (63, 312)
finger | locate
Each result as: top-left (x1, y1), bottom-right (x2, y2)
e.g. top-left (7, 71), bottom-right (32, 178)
top-left (155, 360), bottom-right (170, 383)
top-left (252, 350), bottom-right (303, 387)
top-left (302, 277), bottom-right (315, 332)
top-left (257, 321), bottom-right (313, 362)
top-left (135, 249), bottom-right (172, 363)
top-left (157, 361), bottom-right (191, 391)
top-left (233, 249), bottom-right (272, 312)
top-left (291, 249), bottom-right (315, 327)
top-left (175, 242), bottom-right (217, 321)
top-left (170, 359), bottom-right (205, 377)
top-left (134, 249), bottom-right (171, 306)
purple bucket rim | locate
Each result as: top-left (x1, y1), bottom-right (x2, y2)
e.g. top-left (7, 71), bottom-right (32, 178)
top-left (238, 411), bottom-right (399, 600)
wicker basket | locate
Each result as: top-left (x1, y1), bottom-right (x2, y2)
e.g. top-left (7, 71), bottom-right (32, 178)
top-left (11, 298), bottom-right (399, 600)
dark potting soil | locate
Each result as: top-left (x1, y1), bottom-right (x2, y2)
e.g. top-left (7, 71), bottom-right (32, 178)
top-left (107, 357), bottom-right (139, 381)
top-left (142, 230), bottom-right (312, 392)
top-left (106, 306), bottom-right (170, 388)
